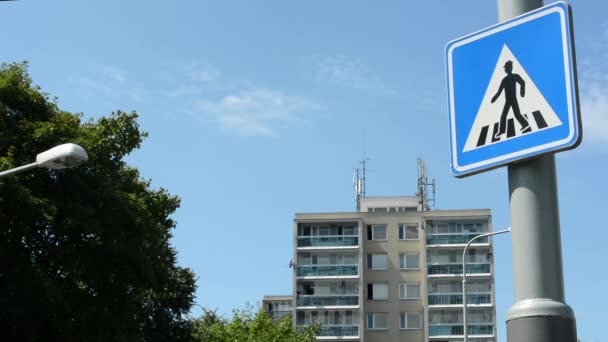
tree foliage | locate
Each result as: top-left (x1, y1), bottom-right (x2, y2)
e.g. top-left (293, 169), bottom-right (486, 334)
top-left (191, 306), bottom-right (320, 342)
top-left (0, 62), bottom-right (196, 341)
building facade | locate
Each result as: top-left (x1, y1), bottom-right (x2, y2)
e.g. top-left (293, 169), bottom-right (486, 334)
top-left (292, 196), bottom-right (496, 342)
top-left (263, 295), bottom-right (293, 321)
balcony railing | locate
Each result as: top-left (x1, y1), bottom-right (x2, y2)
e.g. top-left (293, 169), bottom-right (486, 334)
top-left (317, 325), bottom-right (359, 337)
top-left (297, 295), bottom-right (358, 307)
top-left (427, 263), bottom-right (490, 275)
top-left (297, 265), bottom-right (359, 277)
top-left (297, 236), bottom-right (358, 247)
top-left (267, 310), bottom-right (292, 320)
top-left (428, 293), bottom-right (492, 305)
top-left (429, 324), bottom-right (493, 336)
top-left (427, 233), bottom-right (489, 245)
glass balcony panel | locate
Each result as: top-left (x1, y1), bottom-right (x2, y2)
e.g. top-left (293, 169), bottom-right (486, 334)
top-left (427, 234), bottom-right (489, 245)
top-left (297, 295), bottom-right (359, 307)
top-left (298, 236), bottom-right (359, 247)
top-left (428, 293), bottom-right (492, 305)
top-left (427, 263), bottom-right (490, 275)
top-left (428, 324), bottom-right (493, 336)
top-left (317, 325), bottom-right (359, 337)
top-left (267, 310), bottom-right (292, 320)
top-left (297, 265), bottom-right (359, 277)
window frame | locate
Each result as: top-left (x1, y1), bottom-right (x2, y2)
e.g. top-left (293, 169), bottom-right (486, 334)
top-left (367, 283), bottom-right (389, 300)
top-left (367, 224), bottom-right (388, 241)
top-left (367, 312), bottom-right (389, 330)
top-left (400, 312), bottom-right (422, 330)
top-left (399, 253), bottom-right (420, 270)
top-left (367, 253), bottom-right (389, 271)
top-left (399, 282), bottom-right (420, 300)
top-left (399, 224), bottom-right (419, 240)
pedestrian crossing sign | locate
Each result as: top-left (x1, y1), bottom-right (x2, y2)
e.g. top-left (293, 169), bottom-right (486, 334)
top-left (446, 1), bottom-right (581, 177)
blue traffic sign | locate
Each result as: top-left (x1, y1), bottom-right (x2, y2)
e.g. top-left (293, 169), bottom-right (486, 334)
top-left (446, 1), bottom-right (581, 177)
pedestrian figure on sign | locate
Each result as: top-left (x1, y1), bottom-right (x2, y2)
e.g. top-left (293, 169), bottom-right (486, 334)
top-left (491, 60), bottom-right (530, 139)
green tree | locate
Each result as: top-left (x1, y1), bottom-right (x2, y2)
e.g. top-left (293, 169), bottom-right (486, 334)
top-left (191, 306), bottom-right (320, 342)
top-left (0, 62), bottom-right (196, 341)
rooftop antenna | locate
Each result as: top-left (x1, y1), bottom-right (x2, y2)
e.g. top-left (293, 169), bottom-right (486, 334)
top-left (354, 131), bottom-right (370, 211)
top-left (353, 168), bottom-right (362, 211)
top-left (417, 158), bottom-right (436, 210)
top-left (360, 158), bottom-right (369, 198)
top-left (353, 159), bottom-right (369, 211)
top-left (361, 130), bottom-right (370, 198)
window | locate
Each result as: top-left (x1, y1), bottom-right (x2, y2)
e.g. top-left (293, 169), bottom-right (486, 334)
top-left (399, 283), bottom-right (420, 299)
top-left (367, 313), bottom-right (388, 330)
top-left (400, 313), bottom-right (422, 329)
top-left (367, 225), bottom-right (387, 241)
top-left (300, 226), bottom-right (311, 236)
top-left (367, 283), bottom-right (388, 300)
top-left (399, 253), bottom-right (419, 270)
top-left (343, 226), bottom-right (356, 235)
top-left (343, 254), bottom-right (356, 265)
top-left (399, 224), bottom-right (419, 240)
top-left (367, 253), bottom-right (388, 270)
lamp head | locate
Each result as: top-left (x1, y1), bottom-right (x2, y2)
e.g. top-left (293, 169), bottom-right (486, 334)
top-left (36, 143), bottom-right (88, 169)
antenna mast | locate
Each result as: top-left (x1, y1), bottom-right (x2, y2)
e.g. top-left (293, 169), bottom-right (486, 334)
top-left (361, 158), bottom-right (368, 197)
top-left (353, 158), bottom-right (370, 211)
top-left (353, 168), bottom-right (361, 211)
top-left (417, 158), bottom-right (436, 210)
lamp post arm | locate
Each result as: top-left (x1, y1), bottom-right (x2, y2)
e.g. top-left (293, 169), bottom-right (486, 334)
top-left (0, 162), bottom-right (39, 179)
top-left (463, 227), bottom-right (511, 342)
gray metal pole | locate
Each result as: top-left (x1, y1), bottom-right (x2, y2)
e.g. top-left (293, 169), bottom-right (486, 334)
top-left (496, 2), bottom-right (581, 334)
top-left (506, 154), bottom-right (577, 341)
top-left (0, 162), bottom-right (38, 179)
top-left (462, 228), bottom-right (511, 342)
top-left (498, 4), bottom-right (577, 341)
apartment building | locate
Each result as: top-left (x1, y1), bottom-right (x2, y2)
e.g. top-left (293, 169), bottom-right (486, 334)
top-left (291, 195), bottom-right (496, 342)
top-left (263, 295), bottom-right (293, 321)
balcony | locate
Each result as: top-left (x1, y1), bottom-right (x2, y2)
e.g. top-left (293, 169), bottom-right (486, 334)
top-left (297, 265), bottom-right (358, 278)
top-left (297, 236), bottom-right (358, 248)
top-left (297, 295), bottom-right (358, 307)
top-left (429, 324), bottom-right (493, 336)
top-left (428, 293), bottom-right (492, 305)
top-left (267, 310), bottom-right (292, 320)
top-left (317, 325), bottom-right (359, 337)
top-left (427, 263), bottom-right (490, 276)
top-left (427, 233), bottom-right (489, 246)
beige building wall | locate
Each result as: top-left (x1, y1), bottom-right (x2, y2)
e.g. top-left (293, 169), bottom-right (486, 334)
top-left (362, 212), bottom-right (426, 342)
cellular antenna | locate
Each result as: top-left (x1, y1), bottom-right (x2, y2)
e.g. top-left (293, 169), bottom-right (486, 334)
top-left (417, 158), bottom-right (436, 210)
top-left (353, 131), bottom-right (370, 211)
top-left (353, 168), bottom-right (362, 211)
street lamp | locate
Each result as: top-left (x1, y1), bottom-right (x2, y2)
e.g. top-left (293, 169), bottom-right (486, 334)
top-left (462, 227), bottom-right (511, 342)
top-left (0, 143), bottom-right (88, 179)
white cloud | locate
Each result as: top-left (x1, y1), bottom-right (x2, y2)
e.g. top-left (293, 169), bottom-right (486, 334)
top-left (167, 85), bottom-right (201, 98)
top-left (102, 66), bottom-right (126, 84)
top-left (578, 24), bottom-right (608, 145)
top-left (186, 62), bottom-right (221, 84)
top-left (316, 56), bottom-right (369, 86)
top-left (580, 83), bottom-right (608, 143)
top-left (313, 55), bottom-right (396, 96)
top-left (161, 61), bottom-right (324, 136)
top-left (73, 65), bottom-right (142, 102)
top-left (197, 89), bottom-right (321, 137)
top-left (164, 62), bottom-right (227, 99)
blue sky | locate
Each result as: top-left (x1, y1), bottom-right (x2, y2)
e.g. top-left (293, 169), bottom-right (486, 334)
top-left (2, 1), bottom-right (606, 341)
